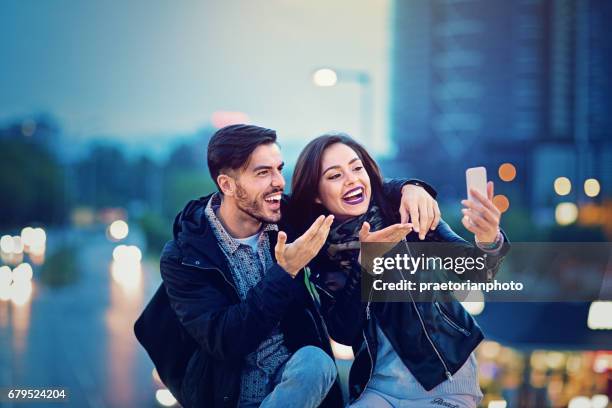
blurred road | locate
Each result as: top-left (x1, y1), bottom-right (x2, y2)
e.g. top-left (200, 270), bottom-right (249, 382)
top-left (0, 227), bottom-right (161, 408)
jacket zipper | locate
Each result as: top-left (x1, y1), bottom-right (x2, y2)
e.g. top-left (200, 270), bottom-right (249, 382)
top-left (409, 292), bottom-right (453, 381)
top-left (400, 241), bottom-right (454, 381)
top-left (181, 260), bottom-right (240, 298)
top-left (352, 330), bottom-right (375, 404)
top-left (305, 308), bottom-right (325, 344)
top-left (434, 302), bottom-right (471, 336)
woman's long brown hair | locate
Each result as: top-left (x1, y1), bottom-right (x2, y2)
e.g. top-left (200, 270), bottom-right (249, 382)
top-left (289, 133), bottom-right (392, 234)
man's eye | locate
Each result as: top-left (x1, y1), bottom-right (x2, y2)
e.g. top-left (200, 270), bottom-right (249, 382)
top-left (257, 171), bottom-right (269, 176)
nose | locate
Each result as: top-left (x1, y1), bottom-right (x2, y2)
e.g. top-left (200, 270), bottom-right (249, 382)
top-left (271, 169), bottom-right (285, 190)
top-left (345, 171), bottom-right (358, 185)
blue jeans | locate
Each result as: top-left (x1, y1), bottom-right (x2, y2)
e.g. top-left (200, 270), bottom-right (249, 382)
top-left (240, 345), bottom-right (337, 408)
top-left (349, 389), bottom-right (479, 408)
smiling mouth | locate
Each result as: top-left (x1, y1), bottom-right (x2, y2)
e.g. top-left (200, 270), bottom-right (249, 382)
top-left (263, 192), bottom-right (282, 205)
top-left (342, 187), bottom-right (365, 205)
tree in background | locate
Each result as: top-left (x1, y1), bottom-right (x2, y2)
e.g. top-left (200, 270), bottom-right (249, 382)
top-left (0, 118), bottom-right (67, 229)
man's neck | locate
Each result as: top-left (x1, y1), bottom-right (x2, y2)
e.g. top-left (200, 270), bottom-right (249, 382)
top-left (217, 197), bottom-right (262, 239)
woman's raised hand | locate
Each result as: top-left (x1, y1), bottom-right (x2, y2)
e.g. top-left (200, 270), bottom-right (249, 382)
top-left (461, 181), bottom-right (501, 244)
top-left (358, 221), bottom-right (413, 244)
top-left (358, 222), bottom-right (413, 268)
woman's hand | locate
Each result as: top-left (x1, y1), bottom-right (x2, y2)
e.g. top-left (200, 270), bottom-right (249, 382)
top-left (461, 181), bottom-right (501, 244)
top-left (399, 184), bottom-right (441, 240)
top-left (358, 221), bottom-right (413, 267)
top-left (359, 221), bottom-right (413, 244)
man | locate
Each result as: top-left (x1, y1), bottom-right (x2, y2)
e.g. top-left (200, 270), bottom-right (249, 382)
top-left (134, 124), bottom-right (440, 408)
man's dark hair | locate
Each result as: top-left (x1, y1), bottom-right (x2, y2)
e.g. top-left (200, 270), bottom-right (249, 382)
top-left (207, 124), bottom-right (277, 191)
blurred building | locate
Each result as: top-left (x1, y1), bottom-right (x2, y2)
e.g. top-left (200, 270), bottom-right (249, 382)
top-left (386, 0), bottom-right (611, 225)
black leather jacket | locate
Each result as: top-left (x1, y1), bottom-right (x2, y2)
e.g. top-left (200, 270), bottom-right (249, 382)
top-left (309, 207), bottom-right (509, 403)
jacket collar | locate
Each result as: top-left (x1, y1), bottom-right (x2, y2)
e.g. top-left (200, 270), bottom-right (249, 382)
top-left (204, 193), bottom-right (278, 256)
top-left (174, 194), bottom-right (279, 274)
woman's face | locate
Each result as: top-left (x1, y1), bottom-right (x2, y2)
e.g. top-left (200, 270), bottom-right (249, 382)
top-left (317, 143), bottom-right (372, 220)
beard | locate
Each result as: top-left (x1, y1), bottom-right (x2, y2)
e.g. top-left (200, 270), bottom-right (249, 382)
top-left (234, 181), bottom-right (282, 224)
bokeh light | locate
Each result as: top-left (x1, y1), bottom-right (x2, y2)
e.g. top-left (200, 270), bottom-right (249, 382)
top-left (555, 202), bottom-right (578, 226)
top-left (10, 280), bottom-right (33, 306)
top-left (0, 266), bottom-right (12, 300)
top-left (12, 263), bottom-right (33, 283)
top-left (312, 68), bottom-right (338, 87)
top-left (112, 245), bottom-right (142, 263)
top-left (460, 289), bottom-right (485, 315)
top-left (20, 227), bottom-right (36, 251)
top-left (554, 177), bottom-right (571, 196)
top-left (568, 396), bottom-right (592, 408)
top-left (1, 235), bottom-right (14, 253)
top-left (155, 389), bottom-right (177, 407)
top-left (108, 220), bottom-right (129, 241)
top-left (584, 178), bottom-right (601, 198)
top-left (0, 265), bottom-right (11, 285)
top-left (492, 195), bottom-right (510, 213)
top-left (587, 301), bottom-right (612, 330)
top-left (12, 236), bottom-right (24, 254)
top-left (498, 163), bottom-right (516, 182)
top-left (592, 395), bottom-right (609, 408)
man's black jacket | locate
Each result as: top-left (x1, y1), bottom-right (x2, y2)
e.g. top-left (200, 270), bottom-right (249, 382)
top-left (133, 179), bottom-right (430, 407)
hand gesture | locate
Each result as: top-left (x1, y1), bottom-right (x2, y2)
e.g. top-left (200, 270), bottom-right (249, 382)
top-left (359, 222), bottom-right (413, 244)
top-left (399, 184), bottom-right (441, 240)
top-left (275, 215), bottom-right (334, 277)
top-left (358, 221), bottom-right (413, 263)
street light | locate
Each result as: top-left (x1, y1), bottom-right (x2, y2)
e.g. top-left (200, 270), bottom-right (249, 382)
top-left (311, 67), bottom-right (373, 142)
top-left (312, 68), bottom-right (337, 87)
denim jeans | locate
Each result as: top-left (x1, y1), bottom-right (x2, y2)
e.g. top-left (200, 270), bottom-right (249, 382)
top-left (240, 345), bottom-right (337, 408)
top-left (349, 388), bottom-right (479, 408)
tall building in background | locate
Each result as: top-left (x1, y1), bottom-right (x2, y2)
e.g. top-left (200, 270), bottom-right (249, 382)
top-left (386, 0), bottom-right (610, 223)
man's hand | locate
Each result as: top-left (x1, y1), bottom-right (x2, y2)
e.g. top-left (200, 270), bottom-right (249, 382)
top-left (461, 181), bottom-right (501, 244)
top-left (399, 184), bottom-right (441, 240)
top-left (275, 215), bottom-right (334, 277)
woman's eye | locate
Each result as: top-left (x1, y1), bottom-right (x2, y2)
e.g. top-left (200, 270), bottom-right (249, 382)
top-left (327, 173), bottom-right (341, 180)
top-left (354, 166), bottom-right (364, 172)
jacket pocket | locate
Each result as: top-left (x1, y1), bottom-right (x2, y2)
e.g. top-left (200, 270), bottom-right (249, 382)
top-left (434, 302), bottom-right (471, 336)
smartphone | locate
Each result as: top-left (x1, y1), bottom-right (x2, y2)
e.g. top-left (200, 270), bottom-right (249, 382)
top-left (466, 167), bottom-right (487, 200)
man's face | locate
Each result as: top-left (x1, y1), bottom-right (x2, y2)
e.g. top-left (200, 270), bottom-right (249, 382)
top-left (232, 143), bottom-right (285, 224)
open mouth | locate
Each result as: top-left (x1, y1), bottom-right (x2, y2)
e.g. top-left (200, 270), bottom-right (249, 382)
top-left (342, 187), bottom-right (365, 205)
top-left (263, 192), bottom-right (282, 209)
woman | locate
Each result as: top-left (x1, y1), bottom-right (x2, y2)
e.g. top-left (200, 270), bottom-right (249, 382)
top-left (290, 134), bottom-right (508, 408)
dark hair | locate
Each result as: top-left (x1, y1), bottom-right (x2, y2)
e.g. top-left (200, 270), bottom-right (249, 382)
top-left (207, 124), bottom-right (277, 191)
top-left (290, 133), bottom-right (392, 233)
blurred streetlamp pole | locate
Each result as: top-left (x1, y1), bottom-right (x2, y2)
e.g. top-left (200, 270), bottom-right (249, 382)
top-left (312, 67), bottom-right (373, 143)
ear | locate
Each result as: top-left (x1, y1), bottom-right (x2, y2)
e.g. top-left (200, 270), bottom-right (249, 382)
top-left (217, 174), bottom-right (235, 196)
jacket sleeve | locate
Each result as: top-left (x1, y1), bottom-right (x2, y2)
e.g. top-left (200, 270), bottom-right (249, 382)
top-left (311, 256), bottom-right (366, 346)
top-left (160, 245), bottom-right (303, 363)
top-left (382, 178), bottom-right (438, 204)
